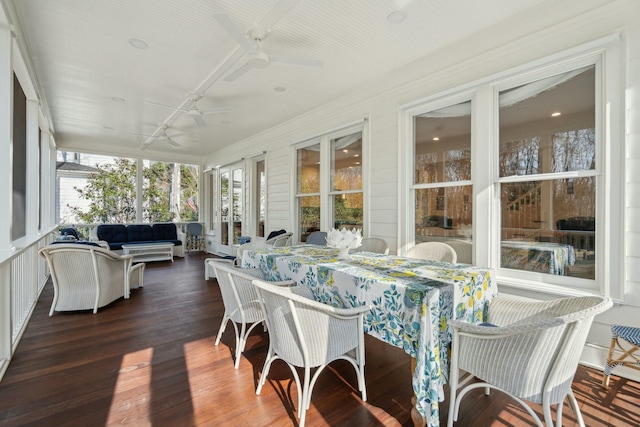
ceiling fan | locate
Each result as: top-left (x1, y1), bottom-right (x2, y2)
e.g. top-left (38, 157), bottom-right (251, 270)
top-left (214, 13), bottom-right (323, 82)
top-left (147, 93), bottom-right (231, 126)
top-left (125, 125), bottom-right (190, 149)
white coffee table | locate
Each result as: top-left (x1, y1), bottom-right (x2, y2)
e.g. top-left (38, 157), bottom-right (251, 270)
top-left (122, 242), bottom-right (174, 263)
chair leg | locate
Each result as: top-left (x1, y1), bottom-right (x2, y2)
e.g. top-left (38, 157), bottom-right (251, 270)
top-left (555, 400), bottom-right (563, 427)
top-left (234, 322), bottom-right (246, 369)
top-left (215, 314), bottom-right (229, 346)
top-left (602, 337), bottom-right (617, 388)
top-left (567, 389), bottom-right (585, 427)
top-left (256, 347), bottom-right (276, 395)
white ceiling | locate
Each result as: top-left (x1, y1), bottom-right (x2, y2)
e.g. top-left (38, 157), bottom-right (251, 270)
top-left (8, 0), bottom-right (555, 162)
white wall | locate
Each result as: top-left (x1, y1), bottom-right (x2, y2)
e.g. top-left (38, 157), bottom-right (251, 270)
top-left (205, 1), bottom-right (640, 379)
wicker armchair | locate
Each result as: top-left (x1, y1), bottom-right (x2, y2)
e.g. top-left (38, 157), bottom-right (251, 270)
top-left (406, 241), bottom-right (457, 263)
top-left (252, 279), bottom-right (369, 427)
top-left (351, 237), bottom-right (389, 254)
top-left (212, 263), bottom-right (273, 369)
top-left (39, 243), bottom-right (145, 315)
top-left (447, 295), bottom-right (612, 427)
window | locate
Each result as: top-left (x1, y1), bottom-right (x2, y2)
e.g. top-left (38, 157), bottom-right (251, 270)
top-left (56, 152), bottom-right (137, 224)
top-left (253, 157), bottom-right (266, 237)
top-left (295, 124), bottom-right (365, 242)
top-left (411, 101), bottom-right (473, 262)
top-left (217, 162), bottom-right (243, 249)
top-left (142, 160), bottom-right (199, 222)
top-left (56, 151), bottom-right (199, 224)
top-left (498, 66), bottom-right (596, 280)
top-left (12, 74), bottom-right (27, 241)
top-left (331, 133), bottom-right (363, 230)
top-left (297, 143), bottom-right (321, 241)
top-left (400, 38), bottom-right (621, 296)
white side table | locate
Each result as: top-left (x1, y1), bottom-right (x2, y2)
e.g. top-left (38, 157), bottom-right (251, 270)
top-left (122, 243), bottom-right (174, 262)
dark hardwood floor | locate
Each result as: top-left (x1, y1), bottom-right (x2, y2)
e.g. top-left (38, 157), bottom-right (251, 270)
top-left (1, 253), bottom-right (638, 426)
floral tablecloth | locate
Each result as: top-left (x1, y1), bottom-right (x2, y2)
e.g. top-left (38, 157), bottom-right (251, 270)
top-left (501, 240), bottom-right (576, 275)
top-left (241, 245), bottom-right (497, 427)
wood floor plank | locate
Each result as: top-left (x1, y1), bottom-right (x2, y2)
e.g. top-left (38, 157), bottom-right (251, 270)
top-left (0, 252), bottom-right (638, 426)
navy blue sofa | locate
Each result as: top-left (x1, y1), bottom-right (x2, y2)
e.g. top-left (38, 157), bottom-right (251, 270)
top-left (95, 223), bottom-right (185, 257)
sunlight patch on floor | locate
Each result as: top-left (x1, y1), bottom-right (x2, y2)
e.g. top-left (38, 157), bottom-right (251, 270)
top-left (184, 337), bottom-right (221, 424)
top-left (107, 347), bottom-right (154, 426)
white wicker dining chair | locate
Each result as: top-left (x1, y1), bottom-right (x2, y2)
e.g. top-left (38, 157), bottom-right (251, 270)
top-left (204, 241), bottom-right (266, 280)
top-left (266, 232), bottom-right (293, 247)
top-left (212, 262), bottom-right (275, 369)
top-left (39, 243), bottom-right (145, 315)
top-left (305, 231), bottom-right (327, 245)
top-left (447, 295), bottom-right (612, 427)
top-left (405, 241), bottom-right (457, 263)
top-left (351, 237), bottom-right (389, 255)
top-left (252, 279), bottom-right (370, 427)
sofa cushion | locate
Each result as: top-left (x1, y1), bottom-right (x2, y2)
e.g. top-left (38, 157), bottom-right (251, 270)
top-left (127, 224), bottom-right (154, 242)
top-left (152, 223), bottom-right (178, 241)
top-left (97, 224), bottom-right (127, 243)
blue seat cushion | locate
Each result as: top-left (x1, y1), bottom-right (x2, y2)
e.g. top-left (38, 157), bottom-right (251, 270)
top-left (152, 223), bottom-right (178, 241)
top-left (127, 224), bottom-right (154, 242)
top-left (97, 224), bottom-right (127, 243)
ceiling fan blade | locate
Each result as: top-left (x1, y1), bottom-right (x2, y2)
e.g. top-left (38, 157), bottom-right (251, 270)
top-left (146, 100), bottom-right (190, 113)
top-left (223, 63), bottom-right (252, 82)
top-left (201, 106), bottom-right (232, 115)
top-left (270, 56), bottom-right (323, 68)
top-left (259, 0), bottom-right (298, 29)
top-left (214, 14), bottom-right (257, 54)
top-left (166, 138), bottom-right (181, 147)
top-left (192, 114), bottom-right (206, 126)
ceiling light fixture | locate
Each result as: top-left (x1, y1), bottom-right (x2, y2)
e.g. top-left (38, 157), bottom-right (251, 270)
top-left (551, 112), bottom-right (561, 117)
top-left (343, 149), bottom-right (349, 153)
top-left (128, 38), bottom-right (148, 49)
top-left (387, 11), bottom-right (406, 23)
top-left (433, 137), bottom-right (440, 141)
top-left (354, 154), bottom-right (359, 157)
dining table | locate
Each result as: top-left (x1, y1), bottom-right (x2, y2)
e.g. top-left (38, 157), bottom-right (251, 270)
top-left (501, 240), bottom-right (576, 275)
top-left (241, 244), bottom-right (497, 427)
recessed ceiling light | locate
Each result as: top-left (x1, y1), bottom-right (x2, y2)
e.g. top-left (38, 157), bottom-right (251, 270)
top-left (551, 112), bottom-right (562, 117)
top-left (342, 149), bottom-right (349, 153)
top-left (128, 38), bottom-right (148, 49)
top-left (354, 161), bottom-right (361, 165)
top-left (354, 154), bottom-right (359, 157)
top-left (274, 86), bottom-right (286, 92)
top-left (111, 97), bottom-right (125, 103)
top-left (387, 11), bottom-right (406, 23)
top-left (433, 137), bottom-right (440, 141)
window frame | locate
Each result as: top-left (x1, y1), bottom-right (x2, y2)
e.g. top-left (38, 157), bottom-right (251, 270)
top-left (293, 121), bottom-right (367, 243)
top-left (399, 35), bottom-right (623, 299)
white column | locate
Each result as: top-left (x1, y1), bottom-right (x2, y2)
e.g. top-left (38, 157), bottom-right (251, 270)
top-left (0, 24), bottom-right (12, 252)
top-left (0, 19), bottom-right (13, 374)
top-left (40, 129), bottom-right (51, 231)
top-left (136, 158), bottom-right (143, 223)
top-left (25, 99), bottom-right (39, 236)
top-left (472, 86), bottom-right (496, 268)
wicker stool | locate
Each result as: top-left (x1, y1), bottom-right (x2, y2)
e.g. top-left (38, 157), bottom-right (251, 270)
top-left (602, 324), bottom-right (640, 388)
